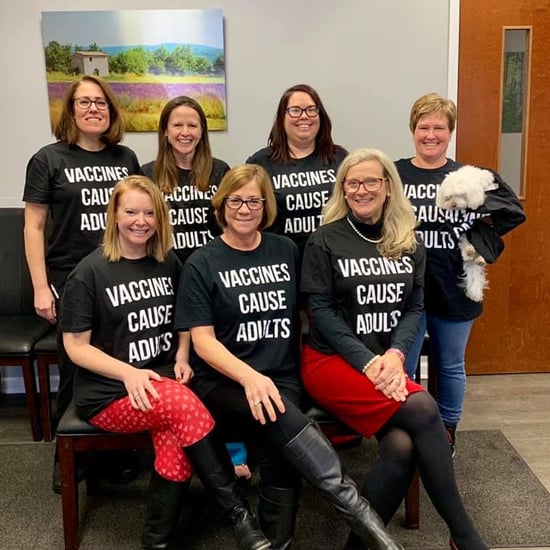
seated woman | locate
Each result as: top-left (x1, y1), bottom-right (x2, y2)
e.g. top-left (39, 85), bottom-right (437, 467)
top-left (175, 164), bottom-right (402, 550)
top-left (61, 175), bottom-right (271, 550)
top-left (300, 148), bottom-right (488, 550)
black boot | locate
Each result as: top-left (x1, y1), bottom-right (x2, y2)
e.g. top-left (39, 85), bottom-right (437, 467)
top-left (185, 432), bottom-right (272, 550)
top-left (282, 424), bottom-right (403, 550)
top-left (141, 470), bottom-right (189, 550)
top-left (258, 486), bottom-right (300, 550)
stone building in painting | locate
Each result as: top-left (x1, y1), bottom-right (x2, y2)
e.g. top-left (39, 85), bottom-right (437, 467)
top-left (71, 51), bottom-right (109, 76)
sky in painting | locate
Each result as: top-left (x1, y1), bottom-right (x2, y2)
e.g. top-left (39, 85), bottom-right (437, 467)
top-left (41, 9), bottom-right (224, 49)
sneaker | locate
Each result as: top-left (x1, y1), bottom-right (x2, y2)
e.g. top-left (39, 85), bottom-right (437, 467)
top-left (444, 424), bottom-right (457, 458)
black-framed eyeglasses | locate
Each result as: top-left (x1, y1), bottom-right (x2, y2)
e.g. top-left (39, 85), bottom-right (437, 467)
top-left (224, 196), bottom-right (266, 210)
top-left (73, 97), bottom-right (109, 111)
top-left (285, 105), bottom-right (320, 118)
top-left (343, 178), bottom-right (386, 192)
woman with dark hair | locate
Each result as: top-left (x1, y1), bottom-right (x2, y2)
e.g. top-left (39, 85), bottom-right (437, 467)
top-left (300, 148), bottom-right (488, 550)
top-left (141, 95), bottom-right (230, 264)
top-left (176, 163), bottom-right (402, 550)
top-left (62, 175), bottom-right (272, 550)
top-left (247, 84), bottom-right (347, 256)
top-left (142, 96), bottom-right (250, 477)
top-left (23, 75), bottom-right (142, 491)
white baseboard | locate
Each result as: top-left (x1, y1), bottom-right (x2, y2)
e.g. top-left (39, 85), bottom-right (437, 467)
top-left (0, 365), bottom-right (59, 394)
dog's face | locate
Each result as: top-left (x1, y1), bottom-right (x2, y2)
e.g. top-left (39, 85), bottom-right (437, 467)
top-left (437, 184), bottom-right (472, 210)
top-left (436, 165), bottom-right (497, 210)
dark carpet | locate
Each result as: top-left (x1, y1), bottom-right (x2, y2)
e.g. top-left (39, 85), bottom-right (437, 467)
top-left (1, 430), bottom-right (549, 549)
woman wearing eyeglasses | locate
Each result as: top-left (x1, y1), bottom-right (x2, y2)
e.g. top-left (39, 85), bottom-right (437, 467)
top-left (300, 148), bottom-right (488, 550)
top-left (175, 163), bottom-right (402, 550)
top-left (23, 75), bottom-right (141, 492)
top-left (247, 84), bottom-right (347, 257)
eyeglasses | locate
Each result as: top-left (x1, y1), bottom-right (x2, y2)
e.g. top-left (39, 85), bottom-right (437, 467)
top-left (73, 97), bottom-right (109, 110)
top-left (285, 106), bottom-right (320, 118)
top-left (224, 196), bottom-right (266, 210)
top-left (343, 178), bottom-right (386, 192)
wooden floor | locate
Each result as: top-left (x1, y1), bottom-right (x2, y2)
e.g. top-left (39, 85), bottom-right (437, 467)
top-left (1, 372), bottom-right (549, 549)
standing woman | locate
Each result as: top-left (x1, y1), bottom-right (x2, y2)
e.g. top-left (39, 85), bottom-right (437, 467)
top-left (61, 175), bottom-right (271, 550)
top-left (301, 148), bottom-right (488, 550)
top-left (23, 75), bottom-right (141, 490)
top-left (395, 93), bottom-right (525, 455)
top-left (141, 95), bottom-right (230, 264)
top-left (247, 83), bottom-right (347, 257)
top-left (142, 96), bottom-right (250, 477)
top-left (176, 164), bottom-right (402, 550)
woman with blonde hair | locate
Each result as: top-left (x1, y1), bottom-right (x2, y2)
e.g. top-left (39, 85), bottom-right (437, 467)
top-left (62, 175), bottom-right (272, 550)
top-left (301, 148), bottom-right (488, 550)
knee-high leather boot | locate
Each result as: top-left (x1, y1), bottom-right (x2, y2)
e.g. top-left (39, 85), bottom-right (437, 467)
top-left (141, 470), bottom-right (189, 549)
top-left (185, 432), bottom-right (272, 550)
top-left (281, 424), bottom-right (403, 550)
top-left (258, 486), bottom-right (300, 550)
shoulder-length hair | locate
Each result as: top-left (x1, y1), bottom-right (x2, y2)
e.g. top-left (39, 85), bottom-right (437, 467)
top-left (153, 96), bottom-right (213, 195)
top-left (54, 75), bottom-right (124, 145)
top-left (103, 175), bottom-right (172, 262)
top-left (409, 93), bottom-right (457, 133)
top-left (212, 164), bottom-right (276, 231)
top-left (323, 148), bottom-right (418, 259)
top-left (267, 83), bottom-right (343, 165)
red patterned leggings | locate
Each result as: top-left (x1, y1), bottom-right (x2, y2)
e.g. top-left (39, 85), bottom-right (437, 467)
top-left (90, 377), bottom-right (214, 481)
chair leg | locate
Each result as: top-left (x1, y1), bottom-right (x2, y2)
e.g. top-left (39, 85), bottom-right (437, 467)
top-left (37, 355), bottom-right (54, 442)
top-left (58, 436), bottom-right (80, 550)
top-left (404, 469), bottom-right (420, 529)
top-left (20, 357), bottom-right (42, 441)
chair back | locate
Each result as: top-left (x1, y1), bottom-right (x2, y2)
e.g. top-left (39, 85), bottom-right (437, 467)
top-left (0, 208), bottom-right (35, 314)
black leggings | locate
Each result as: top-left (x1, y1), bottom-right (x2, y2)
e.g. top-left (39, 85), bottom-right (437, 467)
top-left (202, 382), bottom-right (308, 489)
top-left (363, 391), bottom-right (484, 546)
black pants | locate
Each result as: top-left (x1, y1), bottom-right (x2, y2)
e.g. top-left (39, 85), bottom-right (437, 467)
top-left (202, 382), bottom-right (308, 490)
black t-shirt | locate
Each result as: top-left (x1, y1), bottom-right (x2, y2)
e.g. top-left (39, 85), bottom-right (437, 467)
top-left (175, 233), bottom-right (301, 398)
top-left (142, 158), bottom-right (230, 264)
top-left (61, 248), bottom-right (182, 420)
top-left (246, 147), bottom-right (347, 257)
top-left (395, 157), bottom-right (483, 321)
top-left (301, 218), bottom-right (425, 370)
top-left (23, 142), bottom-right (141, 289)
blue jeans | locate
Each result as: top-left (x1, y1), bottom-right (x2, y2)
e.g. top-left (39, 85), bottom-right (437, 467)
top-left (405, 312), bottom-right (474, 427)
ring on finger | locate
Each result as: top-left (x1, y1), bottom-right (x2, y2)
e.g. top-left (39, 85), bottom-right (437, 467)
top-left (253, 401), bottom-right (261, 406)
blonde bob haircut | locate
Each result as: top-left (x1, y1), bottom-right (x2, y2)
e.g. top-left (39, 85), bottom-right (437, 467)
top-left (409, 93), bottom-right (457, 133)
top-left (54, 75), bottom-right (125, 145)
top-left (212, 164), bottom-right (277, 231)
top-left (322, 148), bottom-right (417, 259)
top-left (103, 175), bottom-right (172, 262)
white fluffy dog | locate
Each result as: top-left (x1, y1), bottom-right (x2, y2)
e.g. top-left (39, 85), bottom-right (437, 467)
top-left (436, 165), bottom-right (498, 302)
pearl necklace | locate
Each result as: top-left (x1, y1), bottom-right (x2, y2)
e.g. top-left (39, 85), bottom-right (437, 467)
top-left (346, 216), bottom-right (382, 244)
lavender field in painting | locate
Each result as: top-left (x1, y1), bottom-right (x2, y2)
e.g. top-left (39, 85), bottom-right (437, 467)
top-left (47, 80), bottom-right (227, 132)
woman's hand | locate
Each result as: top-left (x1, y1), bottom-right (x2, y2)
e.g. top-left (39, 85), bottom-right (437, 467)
top-left (174, 360), bottom-right (194, 385)
top-left (367, 352), bottom-right (409, 402)
top-left (123, 368), bottom-right (163, 412)
top-left (34, 286), bottom-right (57, 323)
top-left (241, 370), bottom-right (286, 425)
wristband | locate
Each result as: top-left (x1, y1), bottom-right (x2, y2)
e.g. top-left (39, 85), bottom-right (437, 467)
top-left (387, 348), bottom-right (405, 364)
top-left (362, 355), bottom-right (380, 375)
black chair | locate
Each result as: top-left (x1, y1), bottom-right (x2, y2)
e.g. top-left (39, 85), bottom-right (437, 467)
top-left (0, 208), bottom-right (51, 441)
top-left (35, 327), bottom-right (59, 442)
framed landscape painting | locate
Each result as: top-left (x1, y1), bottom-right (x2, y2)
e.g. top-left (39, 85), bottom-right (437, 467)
top-left (41, 9), bottom-right (226, 132)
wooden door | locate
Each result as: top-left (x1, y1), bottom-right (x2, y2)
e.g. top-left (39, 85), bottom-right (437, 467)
top-left (457, 0), bottom-right (550, 373)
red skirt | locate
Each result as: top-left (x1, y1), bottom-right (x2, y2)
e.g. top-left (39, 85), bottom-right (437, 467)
top-left (301, 344), bottom-right (424, 438)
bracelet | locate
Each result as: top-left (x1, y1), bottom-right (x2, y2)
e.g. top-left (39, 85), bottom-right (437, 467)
top-left (387, 348), bottom-right (406, 364)
top-left (362, 355), bottom-right (380, 375)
